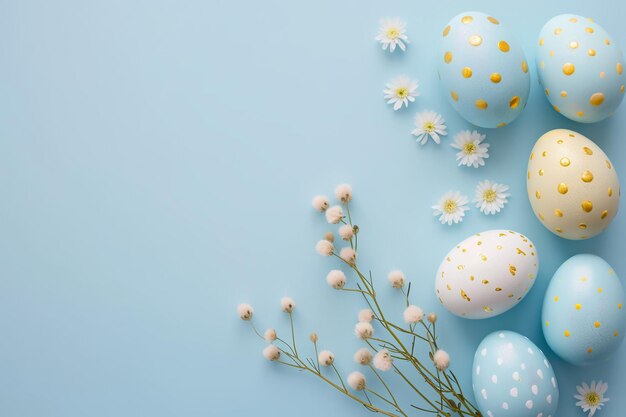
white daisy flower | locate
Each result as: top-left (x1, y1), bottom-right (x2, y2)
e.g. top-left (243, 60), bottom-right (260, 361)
top-left (474, 180), bottom-right (510, 215)
top-left (375, 18), bottom-right (409, 52)
top-left (411, 111), bottom-right (448, 145)
top-left (384, 76), bottom-right (419, 110)
top-left (450, 130), bottom-right (490, 168)
top-left (432, 191), bottom-right (470, 225)
top-left (575, 380), bottom-right (609, 417)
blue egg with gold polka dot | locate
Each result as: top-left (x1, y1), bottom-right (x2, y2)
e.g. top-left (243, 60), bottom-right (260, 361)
top-left (542, 254), bottom-right (626, 366)
top-left (473, 331), bottom-right (559, 417)
top-left (536, 15), bottom-right (625, 122)
top-left (438, 12), bottom-right (530, 128)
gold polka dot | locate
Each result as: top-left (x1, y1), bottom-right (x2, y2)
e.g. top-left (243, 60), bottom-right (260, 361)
top-left (522, 60), bottom-right (528, 73)
top-left (621, 85), bottom-right (625, 93)
top-left (594, 321), bottom-right (601, 328)
top-left (563, 63), bottom-right (575, 75)
top-left (582, 170), bottom-right (594, 182)
top-left (605, 38), bottom-right (611, 45)
top-left (555, 227), bottom-right (563, 233)
top-left (561, 90), bottom-right (568, 97)
top-left (590, 92), bottom-right (605, 106)
top-left (549, 50), bottom-right (555, 57)
top-left (487, 16), bottom-right (499, 24)
top-left (601, 210), bottom-right (608, 219)
top-left (586, 27), bottom-right (594, 33)
top-left (570, 41), bottom-right (579, 49)
top-left (554, 296), bottom-right (559, 302)
top-left (600, 71), bottom-right (606, 78)
top-left (444, 51), bottom-right (453, 64)
top-left (483, 306), bottom-right (493, 313)
top-left (555, 209), bottom-right (564, 217)
top-left (587, 348), bottom-right (593, 353)
top-left (490, 73), bottom-right (502, 83)
top-left (583, 147), bottom-right (593, 155)
top-left (588, 49), bottom-right (596, 56)
top-left (598, 287), bottom-right (603, 293)
top-left (618, 63), bottom-right (623, 74)
top-left (496, 122), bottom-right (506, 128)
top-left (558, 183), bottom-right (569, 194)
top-left (545, 88), bottom-right (550, 96)
top-left (615, 331), bottom-right (619, 337)
top-left (475, 99), bottom-right (488, 109)
top-left (469, 35), bottom-right (482, 46)
top-left (542, 151), bottom-right (548, 157)
top-left (564, 330), bottom-right (570, 337)
top-left (577, 111), bottom-right (585, 117)
top-left (539, 169), bottom-right (544, 176)
top-left (557, 139), bottom-right (563, 144)
top-left (530, 152), bottom-right (535, 160)
top-left (443, 25), bottom-right (451, 37)
top-left (538, 213), bottom-right (545, 221)
top-left (554, 28), bottom-right (563, 35)
top-left (498, 41), bottom-right (510, 52)
top-left (579, 223), bottom-right (588, 229)
top-left (462, 67), bottom-right (473, 78)
top-left (560, 157), bottom-right (571, 167)
top-left (461, 15), bottom-right (473, 24)
top-left (619, 303), bottom-right (623, 310)
top-left (510, 96), bottom-right (520, 108)
top-left (554, 105), bottom-right (561, 113)
top-left (451, 91), bottom-right (459, 102)
top-left (482, 279), bottom-right (489, 284)
top-left (540, 60), bottom-right (545, 69)
top-left (545, 320), bottom-right (550, 326)
top-left (582, 276), bottom-right (588, 282)
top-left (570, 17), bottom-right (578, 23)
top-left (575, 303), bottom-right (582, 310)
top-left (607, 160), bottom-right (612, 169)
top-left (495, 287), bottom-right (502, 292)
top-left (535, 191), bottom-right (541, 199)
top-left (582, 200), bottom-right (593, 212)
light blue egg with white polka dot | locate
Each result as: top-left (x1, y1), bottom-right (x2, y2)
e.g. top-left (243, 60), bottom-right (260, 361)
top-left (473, 331), bottom-right (559, 417)
top-left (536, 14), bottom-right (625, 122)
top-left (542, 254), bottom-right (626, 366)
top-left (438, 12), bottom-right (530, 128)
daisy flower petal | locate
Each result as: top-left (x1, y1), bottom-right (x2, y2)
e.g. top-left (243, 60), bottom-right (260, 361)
top-left (450, 130), bottom-right (490, 168)
top-left (384, 76), bottom-right (419, 111)
top-left (473, 180), bottom-right (510, 215)
top-left (574, 380), bottom-right (609, 417)
top-left (375, 18), bottom-right (409, 53)
top-left (411, 111), bottom-right (447, 145)
top-left (432, 191), bottom-right (470, 225)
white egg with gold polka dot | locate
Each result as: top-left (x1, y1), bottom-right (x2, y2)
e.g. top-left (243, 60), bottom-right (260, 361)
top-left (435, 230), bottom-right (539, 319)
top-left (438, 12), bottom-right (530, 128)
top-left (542, 254), bottom-right (625, 366)
top-left (536, 14), bottom-right (625, 122)
top-left (527, 129), bottom-right (620, 240)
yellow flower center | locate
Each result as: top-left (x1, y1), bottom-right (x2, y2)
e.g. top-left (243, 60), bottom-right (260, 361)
top-left (463, 142), bottom-right (477, 155)
top-left (423, 121), bottom-right (436, 133)
top-left (386, 28), bottom-right (400, 39)
top-left (396, 87), bottom-right (408, 98)
top-left (443, 199), bottom-right (457, 214)
top-left (585, 392), bottom-right (600, 407)
top-left (483, 189), bottom-right (497, 203)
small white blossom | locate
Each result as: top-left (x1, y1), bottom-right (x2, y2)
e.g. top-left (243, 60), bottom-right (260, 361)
top-left (358, 309), bottom-right (374, 323)
top-left (347, 371), bottom-right (367, 390)
top-left (432, 191), bottom-right (470, 226)
top-left (340, 247), bottom-right (357, 265)
top-left (263, 344), bottom-right (281, 361)
top-left (451, 130), bottom-right (490, 168)
top-left (375, 18), bottom-right (409, 53)
top-left (334, 184), bottom-right (353, 203)
top-left (575, 380), bottom-right (609, 417)
top-left (354, 322), bottom-right (374, 340)
top-left (280, 297), bottom-right (295, 313)
top-left (312, 195), bottom-right (329, 212)
top-left (433, 349), bottom-right (450, 370)
top-left (403, 305), bottom-right (424, 324)
top-left (318, 350), bottom-right (335, 366)
top-left (373, 349), bottom-right (393, 371)
top-left (354, 348), bottom-right (373, 365)
top-left (326, 270), bottom-right (347, 289)
top-left (387, 270), bottom-right (405, 288)
top-left (315, 239), bottom-right (334, 256)
top-left (412, 111), bottom-right (448, 145)
top-left (264, 328), bottom-right (277, 342)
top-left (474, 180), bottom-right (510, 215)
top-left (384, 76), bottom-right (419, 110)
top-left (325, 205), bottom-right (344, 224)
top-left (338, 224), bottom-right (354, 241)
top-left (237, 303), bottom-right (254, 321)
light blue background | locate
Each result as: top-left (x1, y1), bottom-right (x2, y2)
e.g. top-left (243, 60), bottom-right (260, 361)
top-left (1, 1), bottom-right (624, 416)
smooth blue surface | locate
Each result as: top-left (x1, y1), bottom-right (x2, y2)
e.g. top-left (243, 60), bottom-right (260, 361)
top-left (1, 1), bottom-right (625, 416)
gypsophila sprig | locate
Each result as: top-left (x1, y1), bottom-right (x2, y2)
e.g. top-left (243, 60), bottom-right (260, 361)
top-left (412, 111), bottom-right (448, 145)
top-left (375, 18), bottom-right (409, 52)
top-left (474, 180), bottom-right (510, 215)
top-left (312, 195), bottom-right (329, 212)
top-left (451, 130), bottom-right (490, 168)
top-left (575, 381), bottom-right (609, 417)
top-left (384, 76), bottom-right (419, 110)
top-left (239, 185), bottom-right (483, 417)
top-left (432, 191), bottom-right (470, 225)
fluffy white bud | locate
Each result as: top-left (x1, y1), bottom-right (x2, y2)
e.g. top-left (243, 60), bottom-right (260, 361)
top-left (280, 297), bottom-right (295, 313)
top-left (354, 321), bottom-right (374, 340)
top-left (263, 345), bottom-right (280, 361)
top-left (403, 305), bottom-right (424, 324)
top-left (433, 349), bottom-right (450, 370)
top-left (387, 270), bottom-right (405, 288)
top-left (318, 350), bottom-right (335, 366)
top-left (237, 303), bottom-right (254, 321)
top-left (325, 205), bottom-right (344, 224)
top-left (347, 371), bottom-right (366, 390)
top-left (326, 270), bottom-right (346, 289)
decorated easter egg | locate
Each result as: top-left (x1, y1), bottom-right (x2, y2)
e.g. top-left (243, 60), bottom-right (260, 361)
top-left (536, 14), bottom-right (625, 123)
top-left (527, 129), bottom-right (620, 240)
top-left (438, 12), bottom-right (530, 128)
top-left (473, 331), bottom-right (559, 417)
top-left (435, 230), bottom-right (538, 319)
top-left (542, 254), bottom-right (625, 366)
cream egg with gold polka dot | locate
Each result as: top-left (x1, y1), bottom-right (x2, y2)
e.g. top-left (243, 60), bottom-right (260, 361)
top-left (542, 254), bottom-right (625, 366)
top-left (527, 129), bottom-right (620, 240)
top-left (439, 12), bottom-right (530, 128)
top-left (435, 230), bottom-right (539, 319)
top-left (536, 14), bottom-right (625, 122)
